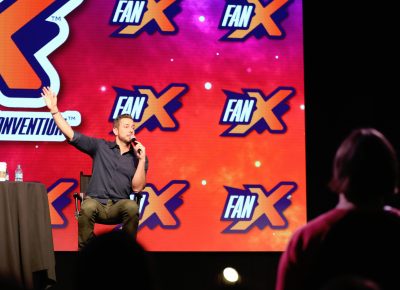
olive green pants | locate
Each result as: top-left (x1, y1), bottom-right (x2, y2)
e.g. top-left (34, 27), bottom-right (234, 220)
top-left (78, 197), bottom-right (139, 249)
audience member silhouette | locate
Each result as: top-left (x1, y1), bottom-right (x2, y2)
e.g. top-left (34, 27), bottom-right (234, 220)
top-left (78, 230), bottom-right (155, 290)
top-left (275, 128), bottom-right (400, 290)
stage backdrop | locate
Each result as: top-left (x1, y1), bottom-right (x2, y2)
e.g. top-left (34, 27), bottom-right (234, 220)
top-left (0, 0), bottom-right (305, 251)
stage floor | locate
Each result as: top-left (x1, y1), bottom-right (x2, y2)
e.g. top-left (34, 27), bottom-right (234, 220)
top-left (52, 251), bottom-right (281, 290)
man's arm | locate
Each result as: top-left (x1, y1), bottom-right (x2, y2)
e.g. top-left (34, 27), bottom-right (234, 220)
top-left (132, 141), bottom-right (147, 192)
top-left (41, 86), bottom-right (74, 141)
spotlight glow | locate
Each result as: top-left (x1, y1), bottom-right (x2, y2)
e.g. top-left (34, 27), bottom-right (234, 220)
top-left (255, 161), bottom-right (261, 167)
top-left (100, 86), bottom-right (106, 92)
top-left (198, 15), bottom-right (205, 22)
top-left (300, 104), bottom-right (305, 110)
top-left (201, 180), bottom-right (207, 186)
top-left (223, 267), bottom-right (239, 283)
top-left (204, 82), bottom-right (212, 90)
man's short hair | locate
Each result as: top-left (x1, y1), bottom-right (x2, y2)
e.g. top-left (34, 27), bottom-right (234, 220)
top-left (113, 114), bottom-right (134, 128)
top-left (329, 128), bottom-right (399, 205)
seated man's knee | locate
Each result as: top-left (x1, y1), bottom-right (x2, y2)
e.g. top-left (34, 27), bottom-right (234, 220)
top-left (121, 200), bottom-right (139, 217)
top-left (80, 198), bottom-right (99, 217)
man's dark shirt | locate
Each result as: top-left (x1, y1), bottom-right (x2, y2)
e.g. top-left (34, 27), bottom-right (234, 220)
top-left (69, 131), bottom-right (148, 204)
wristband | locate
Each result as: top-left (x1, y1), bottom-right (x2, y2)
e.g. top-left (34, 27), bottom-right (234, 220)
top-left (51, 111), bottom-right (59, 115)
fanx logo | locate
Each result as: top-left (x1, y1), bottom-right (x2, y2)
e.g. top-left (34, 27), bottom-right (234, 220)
top-left (138, 181), bottom-right (190, 230)
top-left (218, 0), bottom-right (293, 41)
top-left (109, 84), bottom-right (188, 132)
top-left (219, 87), bottom-right (295, 136)
top-left (0, 0), bottom-right (83, 108)
top-left (109, 0), bottom-right (182, 37)
top-left (221, 183), bottom-right (297, 233)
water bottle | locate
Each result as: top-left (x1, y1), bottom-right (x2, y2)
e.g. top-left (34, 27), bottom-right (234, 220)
top-left (15, 164), bottom-right (23, 182)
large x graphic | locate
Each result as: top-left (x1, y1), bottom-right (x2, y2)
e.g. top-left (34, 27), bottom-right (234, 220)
top-left (139, 181), bottom-right (189, 230)
top-left (134, 84), bottom-right (188, 132)
top-left (0, 0), bottom-right (53, 89)
top-left (47, 178), bottom-right (77, 228)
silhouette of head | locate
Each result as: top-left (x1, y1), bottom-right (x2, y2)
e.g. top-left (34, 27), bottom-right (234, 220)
top-left (329, 128), bottom-right (399, 206)
top-left (78, 231), bottom-right (153, 290)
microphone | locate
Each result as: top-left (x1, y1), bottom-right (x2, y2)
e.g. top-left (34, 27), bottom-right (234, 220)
top-left (131, 137), bottom-right (142, 154)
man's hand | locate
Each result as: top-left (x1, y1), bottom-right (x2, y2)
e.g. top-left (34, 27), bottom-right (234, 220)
top-left (134, 141), bottom-right (146, 160)
top-left (41, 86), bottom-right (58, 113)
top-left (132, 140), bottom-right (147, 192)
top-left (40, 86), bottom-right (74, 141)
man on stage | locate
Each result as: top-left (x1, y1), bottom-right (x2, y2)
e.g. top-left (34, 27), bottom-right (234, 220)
top-left (41, 86), bottom-right (148, 249)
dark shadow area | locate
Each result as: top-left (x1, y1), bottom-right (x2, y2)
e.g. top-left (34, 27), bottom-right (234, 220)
top-left (53, 251), bottom-right (281, 290)
top-left (52, 252), bottom-right (78, 290)
top-left (303, 0), bottom-right (400, 218)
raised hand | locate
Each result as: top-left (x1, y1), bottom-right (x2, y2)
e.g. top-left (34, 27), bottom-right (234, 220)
top-left (41, 86), bottom-right (58, 112)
